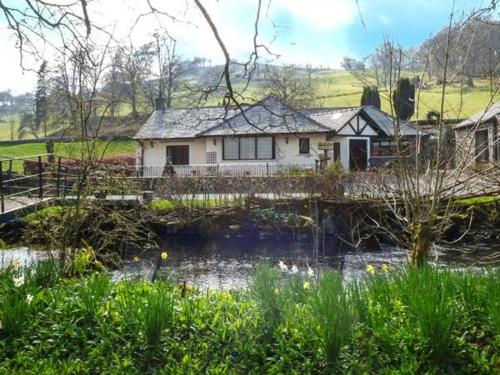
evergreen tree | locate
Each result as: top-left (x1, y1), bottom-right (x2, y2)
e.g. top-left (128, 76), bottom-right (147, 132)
top-left (392, 78), bottom-right (415, 120)
top-left (35, 61), bottom-right (49, 137)
top-left (360, 85), bottom-right (381, 109)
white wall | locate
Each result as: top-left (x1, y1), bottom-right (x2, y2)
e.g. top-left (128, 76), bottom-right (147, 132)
top-left (138, 139), bottom-right (207, 168)
top-left (327, 136), bottom-right (371, 171)
top-left (275, 134), bottom-right (327, 165)
top-left (136, 132), bottom-right (373, 171)
top-left (202, 134), bottom-right (328, 166)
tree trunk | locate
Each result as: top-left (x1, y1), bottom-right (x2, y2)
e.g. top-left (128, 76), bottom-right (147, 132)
top-left (410, 221), bottom-right (432, 267)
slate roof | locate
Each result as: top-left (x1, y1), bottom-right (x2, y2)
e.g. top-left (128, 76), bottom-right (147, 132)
top-left (134, 95), bottom-right (424, 140)
top-left (199, 95), bottom-right (331, 136)
top-left (362, 106), bottom-right (422, 137)
top-left (455, 101), bottom-right (500, 129)
top-left (133, 106), bottom-right (243, 139)
top-left (303, 108), bottom-right (361, 132)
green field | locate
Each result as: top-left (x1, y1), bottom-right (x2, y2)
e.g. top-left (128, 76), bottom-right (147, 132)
top-left (1, 70), bottom-right (498, 142)
top-left (0, 139), bottom-right (135, 172)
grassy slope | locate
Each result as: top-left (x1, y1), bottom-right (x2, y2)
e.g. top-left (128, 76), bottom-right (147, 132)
top-left (0, 139), bottom-right (135, 172)
top-left (1, 70), bottom-right (497, 141)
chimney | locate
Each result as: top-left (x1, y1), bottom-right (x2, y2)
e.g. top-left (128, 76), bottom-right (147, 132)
top-left (155, 97), bottom-right (166, 111)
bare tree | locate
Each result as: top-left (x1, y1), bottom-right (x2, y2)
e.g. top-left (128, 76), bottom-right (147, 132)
top-left (262, 64), bottom-right (316, 108)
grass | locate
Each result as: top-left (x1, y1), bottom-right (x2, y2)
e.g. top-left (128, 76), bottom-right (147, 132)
top-left (0, 261), bottom-right (498, 373)
top-left (0, 139), bottom-right (135, 172)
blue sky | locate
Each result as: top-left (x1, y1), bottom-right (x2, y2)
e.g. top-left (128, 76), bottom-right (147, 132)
top-left (0, 0), bottom-right (497, 93)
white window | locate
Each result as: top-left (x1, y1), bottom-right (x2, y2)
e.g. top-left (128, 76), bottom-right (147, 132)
top-left (240, 137), bottom-right (256, 159)
top-left (206, 151), bottom-right (217, 164)
top-left (223, 138), bottom-right (239, 160)
top-left (257, 137), bottom-right (273, 159)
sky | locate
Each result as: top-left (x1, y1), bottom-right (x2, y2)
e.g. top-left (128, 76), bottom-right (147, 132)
top-left (0, 0), bottom-right (496, 94)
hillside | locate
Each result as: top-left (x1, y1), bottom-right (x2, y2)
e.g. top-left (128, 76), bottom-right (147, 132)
top-left (0, 69), bottom-right (498, 141)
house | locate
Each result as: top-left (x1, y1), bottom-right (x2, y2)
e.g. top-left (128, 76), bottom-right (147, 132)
top-left (133, 95), bottom-right (424, 176)
top-left (455, 102), bottom-right (500, 166)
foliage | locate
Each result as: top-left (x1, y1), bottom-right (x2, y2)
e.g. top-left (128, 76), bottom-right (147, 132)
top-left (0, 263), bottom-right (498, 373)
top-left (360, 85), bottom-right (381, 109)
top-left (392, 77), bottom-right (416, 120)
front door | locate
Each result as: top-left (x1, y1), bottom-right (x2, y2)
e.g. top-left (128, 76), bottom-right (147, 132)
top-left (166, 145), bottom-right (189, 165)
top-left (349, 139), bottom-right (367, 170)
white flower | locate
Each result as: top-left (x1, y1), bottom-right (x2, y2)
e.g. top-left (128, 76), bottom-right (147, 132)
top-left (26, 294), bottom-right (33, 304)
top-left (278, 261), bottom-right (288, 271)
top-left (307, 266), bottom-right (314, 277)
top-left (291, 265), bottom-right (298, 274)
top-left (13, 276), bottom-right (24, 288)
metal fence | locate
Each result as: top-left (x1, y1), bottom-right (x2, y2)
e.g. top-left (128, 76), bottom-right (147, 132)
top-left (140, 162), bottom-right (317, 178)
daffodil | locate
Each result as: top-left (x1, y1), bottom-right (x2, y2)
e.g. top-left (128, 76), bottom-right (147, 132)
top-left (133, 256), bottom-right (140, 263)
top-left (161, 252), bottom-right (168, 260)
top-left (382, 264), bottom-right (390, 273)
top-left (13, 275), bottom-right (24, 287)
top-left (274, 288), bottom-right (280, 295)
top-left (12, 260), bottom-right (21, 269)
top-left (26, 294), bottom-right (33, 304)
top-left (291, 265), bottom-right (298, 274)
top-left (303, 281), bottom-right (311, 290)
top-left (366, 264), bottom-right (375, 274)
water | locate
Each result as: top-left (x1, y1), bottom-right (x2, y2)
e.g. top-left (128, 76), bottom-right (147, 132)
top-left (2, 238), bottom-right (499, 290)
top-left (124, 236), bottom-right (500, 289)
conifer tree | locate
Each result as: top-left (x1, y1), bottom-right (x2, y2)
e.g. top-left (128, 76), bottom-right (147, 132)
top-left (392, 78), bottom-right (415, 120)
top-left (35, 61), bottom-right (49, 137)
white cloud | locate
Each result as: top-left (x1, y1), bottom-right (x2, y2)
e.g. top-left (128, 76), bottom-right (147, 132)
top-left (271, 0), bottom-right (358, 31)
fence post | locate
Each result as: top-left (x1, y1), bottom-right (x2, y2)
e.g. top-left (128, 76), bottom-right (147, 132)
top-left (63, 166), bottom-right (68, 197)
top-left (56, 157), bottom-right (62, 197)
top-left (8, 160), bottom-right (12, 179)
top-left (0, 160), bottom-right (4, 213)
top-left (38, 156), bottom-right (43, 199)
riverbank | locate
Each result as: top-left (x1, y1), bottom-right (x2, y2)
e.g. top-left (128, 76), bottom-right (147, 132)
top-left (0, 261), bottom-right (498, 373)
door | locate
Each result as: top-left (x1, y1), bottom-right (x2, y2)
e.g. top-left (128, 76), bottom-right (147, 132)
top-left (166, 145), bottom-right (189, 165)
top-left (349, 139), bottom-right (367, 170)
top-left (475, 130), bottom-right (489, 163)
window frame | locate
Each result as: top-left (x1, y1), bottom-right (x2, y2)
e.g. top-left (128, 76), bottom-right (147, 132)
top-left (298, 137), bottom-right (310, 154)
top-left (222, 136), bottom-right (275, 161)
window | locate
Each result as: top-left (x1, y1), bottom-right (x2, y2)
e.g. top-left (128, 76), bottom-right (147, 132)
top-left (240, 137), bottom-right (256, 159)
top-left (206, 151), bottom-right (217, 164)
top-left (333, 142), bottom-right (341, 161)
top-left (223, 136), bottom-right (274, 160)
top-left (223, 138), bottom-right (239, 160)
top-left (257, 137), bottom-right (273, 159)
top-left (299, 138), bottom-right (310, 154)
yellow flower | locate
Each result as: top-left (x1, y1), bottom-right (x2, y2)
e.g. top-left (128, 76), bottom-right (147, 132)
top-left (133, 256), bottom-right (140, 262)
top-left (303, 281), bottom-right (311, 290)
top-left (161, 252), bottom-right (168, 260)
top-left (274, 288), bottom-right (280, 295)
top-left (12, 260), bottom-right (21, 269)
top-left (366, 264), bottom-right (375, 274)
top-left (382, 264), bottom-right (390, 273)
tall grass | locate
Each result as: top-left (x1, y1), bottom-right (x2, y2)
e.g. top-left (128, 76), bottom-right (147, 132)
top-left (309, 272), bottom-right (353, 365)
top-left (0, 263), bottom-right (498, 373)
top-left (143, 282), bottom-right (175, 346)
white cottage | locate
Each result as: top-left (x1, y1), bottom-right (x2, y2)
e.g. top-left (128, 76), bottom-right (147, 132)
top-left (134, 95), bottom-right (420, 176)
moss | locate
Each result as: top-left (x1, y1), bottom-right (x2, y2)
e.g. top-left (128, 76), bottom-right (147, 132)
top-left (455, 195), bottom-right (500, 206)
top-left (23, 206), bottom-right (68, 224)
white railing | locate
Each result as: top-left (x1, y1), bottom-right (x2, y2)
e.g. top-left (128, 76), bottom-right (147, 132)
top-left (140, 162), bottom-right (316, 178)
